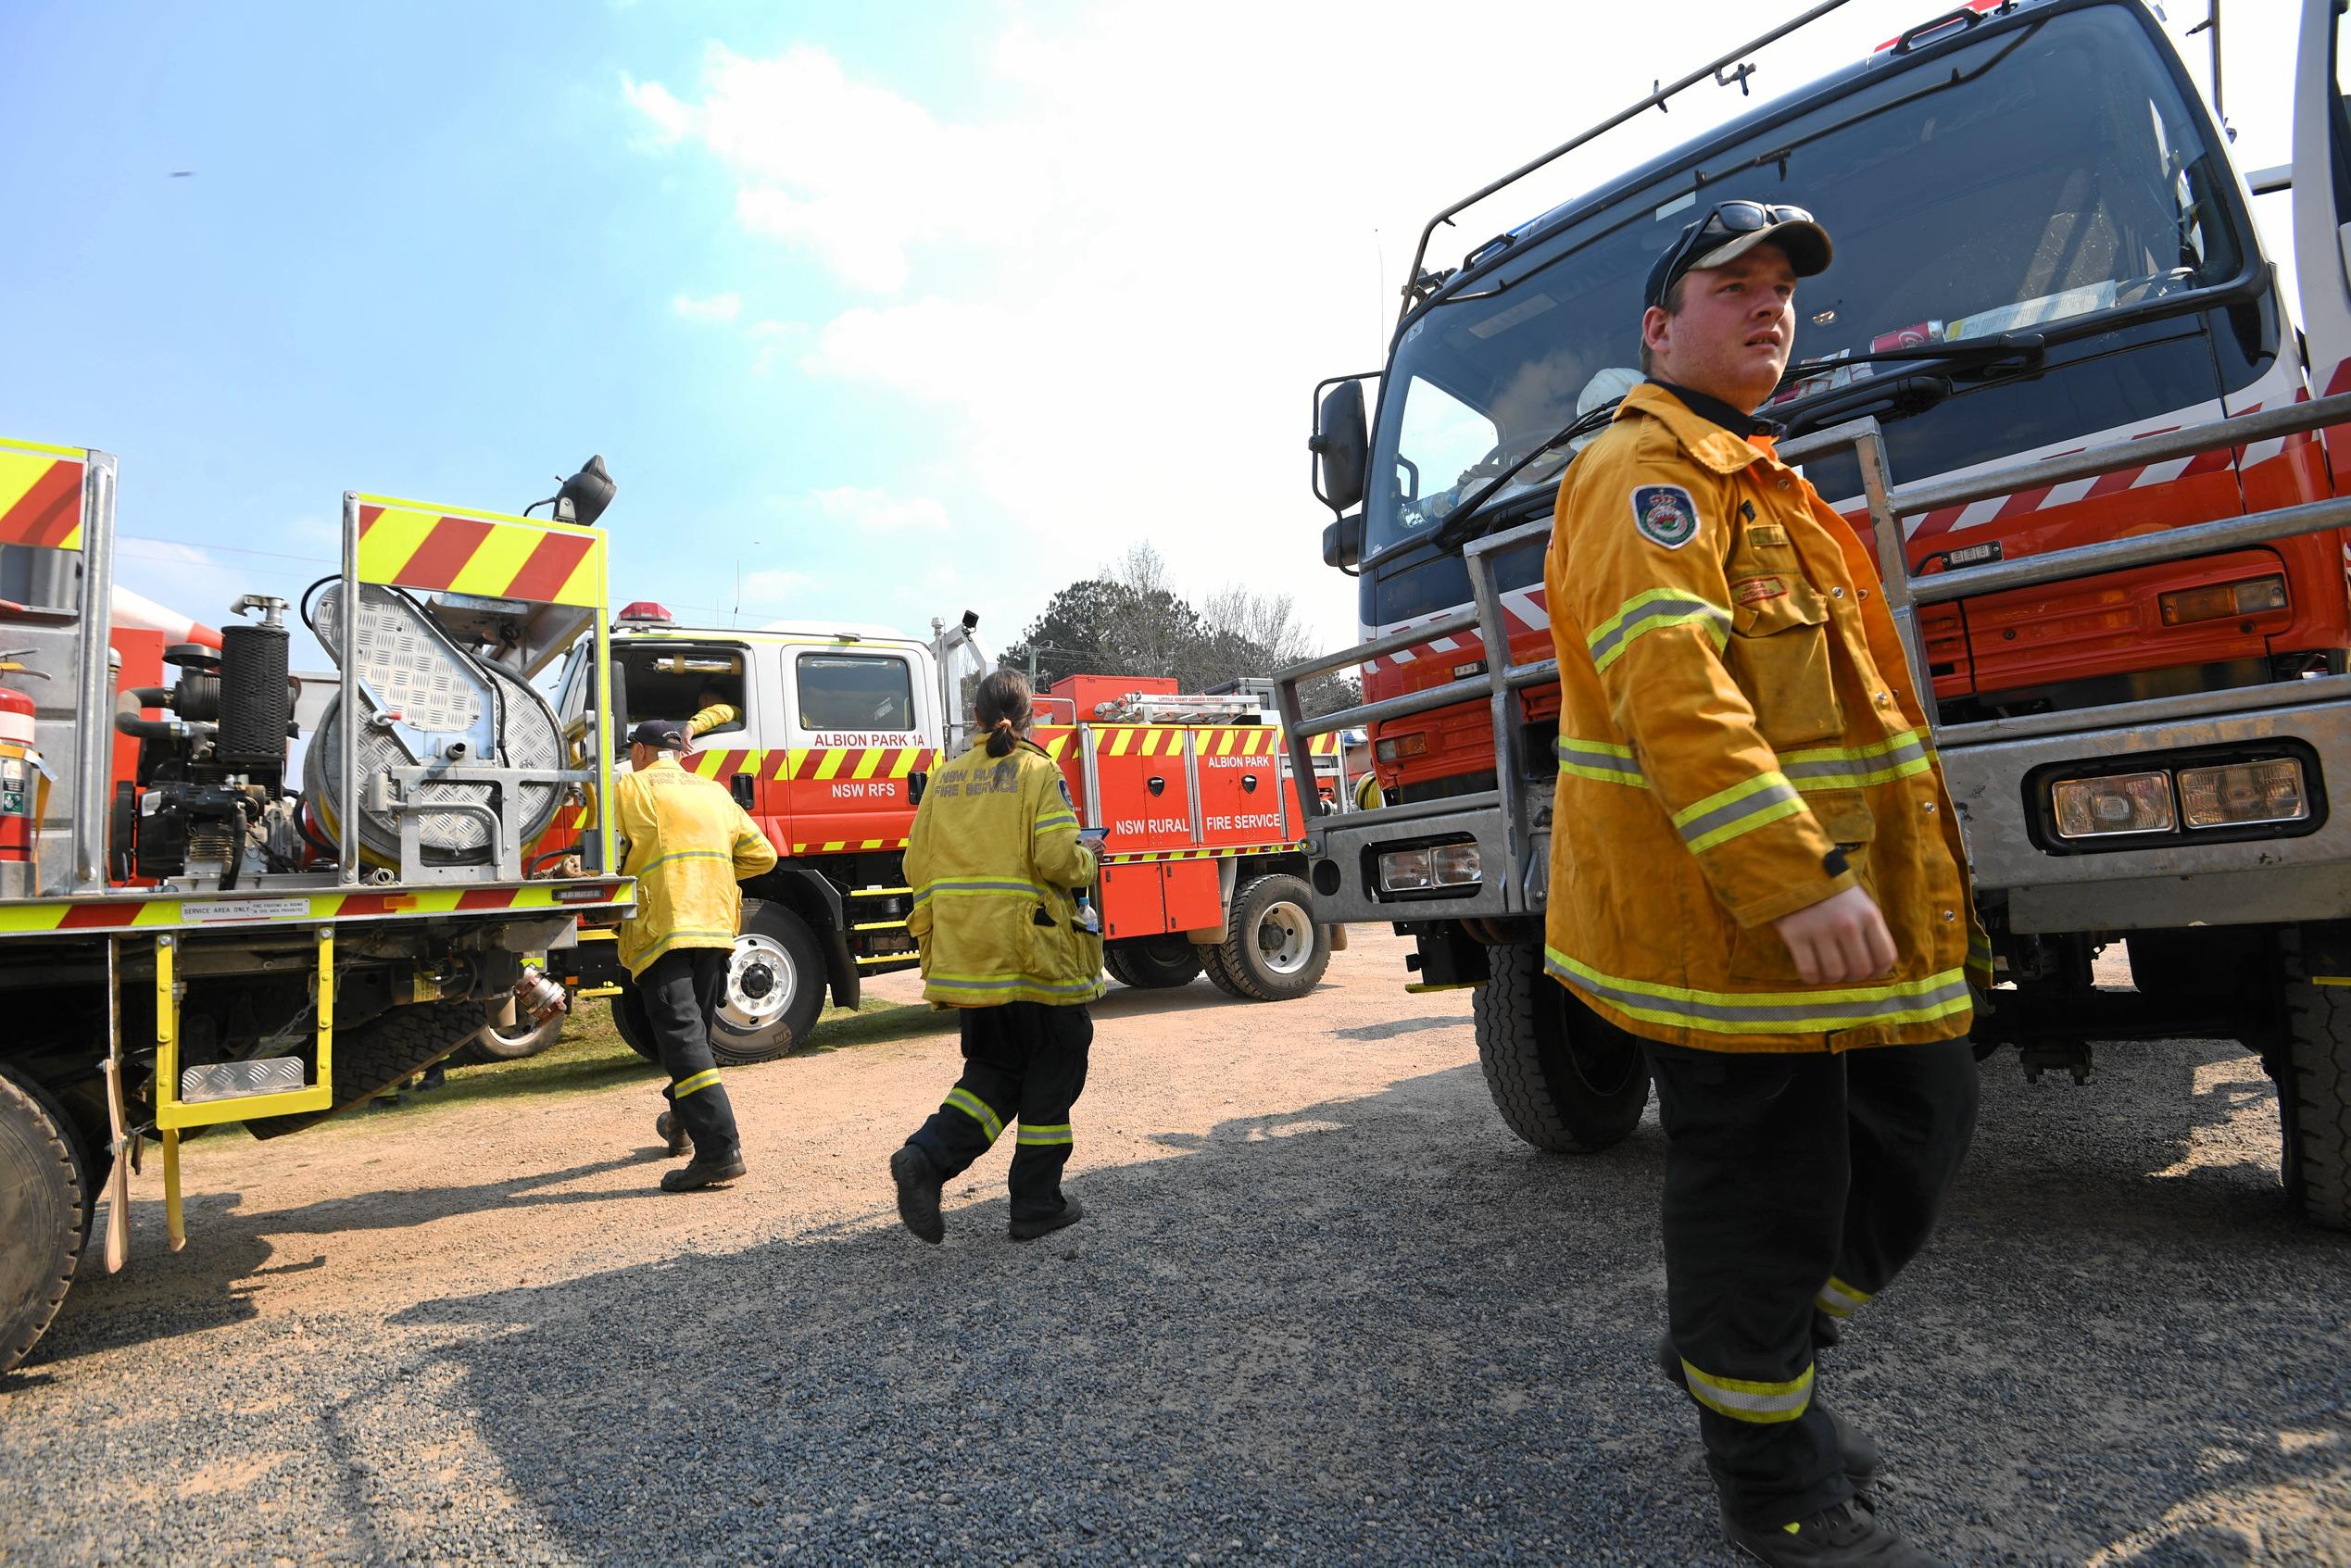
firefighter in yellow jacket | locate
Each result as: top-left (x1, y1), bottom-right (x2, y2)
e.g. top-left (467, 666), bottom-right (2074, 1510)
top-left (1546, 204), bottom-right (1986, 1567)
top-left (614, 718), bottom-right (778, 1191)
top-left (889, 670), bottom-right (1103, 1244)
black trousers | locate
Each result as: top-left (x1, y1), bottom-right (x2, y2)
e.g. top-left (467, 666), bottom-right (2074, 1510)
top-left (638, 947), bottom-right (741, 1163)
top-left (906, 1002), bottom-right (1091, 1223)
top-left (1646, 1035), bottom-right (1979, 1527)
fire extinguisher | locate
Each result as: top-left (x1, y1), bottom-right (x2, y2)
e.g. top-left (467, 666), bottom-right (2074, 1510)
top-left (0, 650), bottom-right (52, 864)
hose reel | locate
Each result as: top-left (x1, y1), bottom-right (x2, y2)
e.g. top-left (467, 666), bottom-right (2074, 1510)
top-left (302, 581), bottom-right (567, 870)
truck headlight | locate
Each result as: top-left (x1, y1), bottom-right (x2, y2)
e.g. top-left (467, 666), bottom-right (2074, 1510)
top-left (2157, 574), bottom-right (2287, 627)
top-left (2050, 771), bottom-right (2175, 838)
top-left (1379, 847), bottom-right (1431, 890)
top-left (2177, 759), bottom-right (2308, 829)
top-left (1377, 843), bottom-right (1481, 891)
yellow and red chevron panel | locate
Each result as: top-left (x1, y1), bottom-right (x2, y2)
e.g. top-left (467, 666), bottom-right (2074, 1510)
top-left (355, 494), bottom-right (605, 607)
top-left (0, 436), bottom-right (87, 552)
top-left (678, 745), bottom-right (937, 784)
top-left (0, 880), bottom-right (631, 938)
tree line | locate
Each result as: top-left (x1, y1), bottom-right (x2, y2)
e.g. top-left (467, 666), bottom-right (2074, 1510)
top-left (1003, 545), bottom-right (1362, 718)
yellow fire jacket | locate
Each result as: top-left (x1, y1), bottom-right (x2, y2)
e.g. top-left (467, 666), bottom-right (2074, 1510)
top-left (905, 738), bottom-right (1104, 1009)
top-left (1542, 383), bottom-right (1988, 1052)
top-left (612, 754), bottom-right (779, 977)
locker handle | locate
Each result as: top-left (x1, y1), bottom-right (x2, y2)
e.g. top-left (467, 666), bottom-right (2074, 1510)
top-left (1147, 776), bottom-right (1165, 796)
top-left (731, 774), bottom-right (755, 807)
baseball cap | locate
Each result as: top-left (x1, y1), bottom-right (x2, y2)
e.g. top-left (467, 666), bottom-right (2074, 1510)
top-left (1645, 200), bottom-right (1833, 310)
top-left (628, 718), bottom-right (686, 750)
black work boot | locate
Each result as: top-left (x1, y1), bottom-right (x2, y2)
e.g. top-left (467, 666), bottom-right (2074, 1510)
top-left (1008, 1196), bottom-right (1083, 1241)
top-left (656, 1110), bottom-right (689, 1158)
top-left (660, 1153), bottom-right (747, 1192)
top-left (1721, 1499), bottom-right (1948, 1565)
top-left (891, 1146), bottom-right (945, 1244)
top-left (1656, 1336), bottom-right (1880, 1489)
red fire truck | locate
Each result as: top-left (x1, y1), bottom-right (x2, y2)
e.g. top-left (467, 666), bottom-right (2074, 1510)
top-left (567, 613), bottom-right (1343, 1064)
top-left (1279, 0), bottom-right (2351, 1227)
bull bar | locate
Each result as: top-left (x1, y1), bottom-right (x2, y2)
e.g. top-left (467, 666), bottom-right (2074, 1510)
top-left (1274, 392), bottom-right (2351, 934)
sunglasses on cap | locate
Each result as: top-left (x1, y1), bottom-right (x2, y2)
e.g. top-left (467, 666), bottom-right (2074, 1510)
top-left (1645, 201), bottom-right (1827, 308)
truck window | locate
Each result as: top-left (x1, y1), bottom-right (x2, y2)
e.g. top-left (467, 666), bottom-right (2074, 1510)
top-left (621, 646), bottom-right (747, 734)
top-left (1364, 3), bottom-right (2254, 567)
top-left (797, 652), bottom-right (915, 733)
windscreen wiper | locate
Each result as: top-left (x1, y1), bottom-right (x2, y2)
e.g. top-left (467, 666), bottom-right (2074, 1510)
top-left (1777, 329), bottom-right (2046, 391)
top-left (1427, 402), bottom-right (1621, 554)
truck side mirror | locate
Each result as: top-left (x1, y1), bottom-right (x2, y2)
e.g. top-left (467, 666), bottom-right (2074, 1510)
top-left (1322, 512), bottom-right (1364, 571)
top-left (1310, 379), bottom-right (1368, 515)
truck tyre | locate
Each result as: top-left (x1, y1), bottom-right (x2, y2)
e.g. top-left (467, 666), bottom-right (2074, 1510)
top-left (1213, 873), bottom-right (1330, 1001)
top-left (610, 986), bottom-right (661, 1063)
top-left (0, 1065), bottom-right (85, 1374)
top-left (449, 1006), bottom-right (565, 1066)
top-left (710, 898), bottom-right (827, 1065)
top-left (2276, 927), bottom-right (2351, 1230)
top-left (1108, 935), bottom-right (1203, 989)
top-left (1200, 942), bottom-right (1250, 999)
top-left (1473, 942), bottom-right (1650, 1154)
top-left (245, 999), bottom-right (482, 1138)
top-left (1102, 945), bottom-right (1138, 988)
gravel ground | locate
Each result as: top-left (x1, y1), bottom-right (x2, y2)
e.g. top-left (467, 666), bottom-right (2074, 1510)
top-left (3, 933), bottom-right (2346, 1566)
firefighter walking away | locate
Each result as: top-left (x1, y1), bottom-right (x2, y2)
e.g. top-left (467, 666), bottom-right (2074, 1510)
top-left (890, 670), bottom-right (1104, 1244)
top-left (614, 717), bottom-right (779, 1191)
top-left (1544, 203), bottom-right (1986, 1565)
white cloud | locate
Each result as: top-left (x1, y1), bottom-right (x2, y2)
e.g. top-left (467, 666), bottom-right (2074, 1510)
top-left (626, 44), bottom-right (1050, 294)
top-left (785, 485), bottom-right (949, 534)
top-left (736, 567), bottom-right (812, 611)
top-left (671, 290), bottom-right (742, 323)
top-left (626, 0), bottom-right (2107, 650)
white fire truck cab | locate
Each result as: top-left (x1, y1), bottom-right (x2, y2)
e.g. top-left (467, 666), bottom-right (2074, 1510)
top-left (565, 608), bottom-right (1344, 1067)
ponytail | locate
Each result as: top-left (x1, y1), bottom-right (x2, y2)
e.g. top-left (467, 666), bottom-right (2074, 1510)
top-left (976, 670), bottom-right (1033, 758)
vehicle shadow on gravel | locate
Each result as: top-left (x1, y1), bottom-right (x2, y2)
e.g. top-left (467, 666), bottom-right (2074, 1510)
top-left (32, 1157), bottom-right (659, 1370)
top-left (383, 1043), bottom-right (2347, 1567)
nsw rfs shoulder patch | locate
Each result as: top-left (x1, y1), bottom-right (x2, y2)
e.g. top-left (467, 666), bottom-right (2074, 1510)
top-left (1630, 483), bottom-right (1700, 549)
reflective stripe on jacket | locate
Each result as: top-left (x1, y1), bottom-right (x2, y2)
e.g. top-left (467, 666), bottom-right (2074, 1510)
top-left (905, 738), bottom-right (1103, 1009)
top-left (612, 754), bottom-right (779, 976)
top-left (1542, 382), bottom-right (1985, 1053)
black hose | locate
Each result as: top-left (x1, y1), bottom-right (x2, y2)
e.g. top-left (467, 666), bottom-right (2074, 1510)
top-left (114, 714), bottom-right (211, 741)
top-left (127, 685), bottom-right (175, 709)
top-left (290, 791), bottom-right (340, 862)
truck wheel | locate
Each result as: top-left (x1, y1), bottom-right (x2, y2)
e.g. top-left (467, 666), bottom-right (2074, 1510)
top-left (245, 999), bottom-right (482, 1138)
top-left (0, 1065), bottom-right (85, 1374)
top-left (1213, 874), bottom-right (1331, 1001)
top-left (610, 986), bottom-right (661, 1063)
top-left (449, 1007), bottom-right (566, 1066)
top-left (1474, 942), bottom-right (1650, 1154)
top-left (1200, 943), bottom-right (1251, 999)
top-left (1101, 946), bottom-right (1138, 988)
top-left (2276, 927), bottom-right (2351, 1230)
top-left (710, 898), bottom-right (827, 1065)
top-left (1108, 935), bottom-right (1203, 988)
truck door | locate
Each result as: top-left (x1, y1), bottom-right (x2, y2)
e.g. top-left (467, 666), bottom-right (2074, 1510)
top-left (2295, 0), bottom-right (2351, 484)
top-left (777, 644), bottom-right (928, 856)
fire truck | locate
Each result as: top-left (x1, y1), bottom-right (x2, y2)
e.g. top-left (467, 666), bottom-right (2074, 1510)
top-left (1279, 0), bottom-right (2351, 1227)
top-left (0, 443), bottom-right (634, 1372)
top-left (574, 611), bottom-right (1346, 1065)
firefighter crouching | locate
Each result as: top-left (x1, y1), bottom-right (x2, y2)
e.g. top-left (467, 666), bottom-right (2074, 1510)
top-left (614, 718), bottom-right (779, 1192)
top-left (1545, 204), bottom-right (1988, 1566)
top-left (890, 671), bottom-right (1104, 1245)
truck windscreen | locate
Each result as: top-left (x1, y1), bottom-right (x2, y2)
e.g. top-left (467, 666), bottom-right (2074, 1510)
top-left (1364, 3), bottom-right (2245, 567)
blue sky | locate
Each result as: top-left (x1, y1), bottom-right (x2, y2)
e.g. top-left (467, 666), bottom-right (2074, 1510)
top-left (0, 0), bottom-right (2300, 671)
